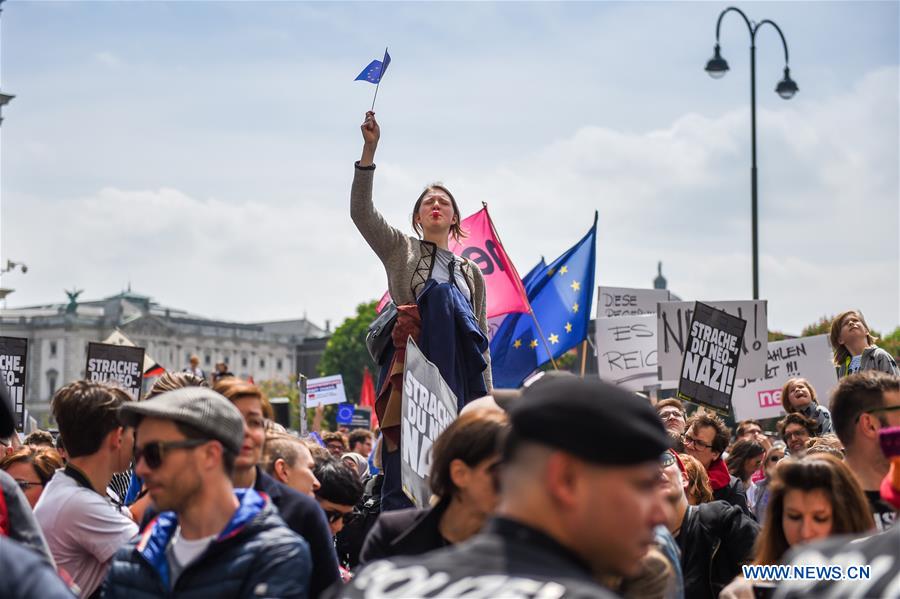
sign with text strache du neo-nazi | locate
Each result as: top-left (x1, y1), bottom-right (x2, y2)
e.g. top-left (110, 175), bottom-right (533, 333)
top-left (0, 336), bottom-right (29, 432)
top-left (85, 342), bottom-right (145, 401)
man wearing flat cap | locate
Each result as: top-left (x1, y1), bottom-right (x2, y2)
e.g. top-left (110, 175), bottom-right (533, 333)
top-left (101, 387), bottom-right (312, 598)
top-left (329, 377), bottom-right (671, 598)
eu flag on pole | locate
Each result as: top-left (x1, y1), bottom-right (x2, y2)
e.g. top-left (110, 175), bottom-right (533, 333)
top-left (489, 213), bottom-right (598, 388)
top-left (355, 49), bottom-right (391, 83)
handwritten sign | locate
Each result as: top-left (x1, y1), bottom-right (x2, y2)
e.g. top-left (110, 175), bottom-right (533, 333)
top-left (0, 337), bottom-right (28, 432)
top-left (732, 335), bottom-right (838, 421)
top-left (595, 314), bottom-right (659, 391)
top-left (597, 287), bottom-right (671, 318)
top-left (85, 342), bottom-right (145, 401)
top-left (657, 300), bottom-right (767, 379)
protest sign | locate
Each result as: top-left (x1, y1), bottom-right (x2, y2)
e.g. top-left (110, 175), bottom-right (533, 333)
top-left (85, 342), bottom-right (145, 401)
top-left (306, 374), bottom-right (347, 407)
top-left (657, 300), bottom-right (766, 379)
top-left (732, 335), bottom-right (838, 421)
top-left (0, 337), bottom-right (28, 432)
top-left (597, 286), bottom-right (671, 318)
top-left (676, 303), bottom-right (746, 414)
top-left (336, 402), bottom-right (355, 425)
top-left (401, 337), bottom-right (458, 507)
top-left (350, 407), bottom-right (372, 430)
top-left (595, 314), bottom-right (659, 391)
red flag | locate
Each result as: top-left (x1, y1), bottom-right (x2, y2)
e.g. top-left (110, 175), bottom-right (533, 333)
top-left (375, 205), bottom-right (529, 319)
top-left (359, 367), bottom-right (378, 429)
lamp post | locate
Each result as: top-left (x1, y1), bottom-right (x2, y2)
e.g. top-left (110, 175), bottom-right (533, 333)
top-left (705, 7), bottom-right (797, 300)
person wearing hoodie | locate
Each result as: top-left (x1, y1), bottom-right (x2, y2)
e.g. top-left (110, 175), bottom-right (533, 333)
top-left (830, 310), bottom-right (899, 378)
top-left (780, 378), bottom-right (833, 435)
top-left (683, 413), bottom-right (753, 518)
top-left (103, 387), bottom-right (311, 598)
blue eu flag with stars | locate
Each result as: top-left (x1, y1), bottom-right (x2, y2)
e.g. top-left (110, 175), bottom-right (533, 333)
top-left (355, 49), bottom-right (392, 84)
top-left (490, 213), bottom-right (597, 388)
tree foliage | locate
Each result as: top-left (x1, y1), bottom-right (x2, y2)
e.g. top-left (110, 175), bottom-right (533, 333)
top-left (317, 300), bottom-right (378, 403)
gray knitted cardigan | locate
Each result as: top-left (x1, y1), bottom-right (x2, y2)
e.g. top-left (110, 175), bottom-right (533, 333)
top-left (351, 164), bottom-right (493, 390)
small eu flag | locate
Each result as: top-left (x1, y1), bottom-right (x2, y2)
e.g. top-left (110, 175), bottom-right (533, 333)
top-left (355, 48), bottom-right (391, 84)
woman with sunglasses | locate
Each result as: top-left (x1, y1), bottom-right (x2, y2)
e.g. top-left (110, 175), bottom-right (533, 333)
top-left (748, 442), bottom-right (786, 523)
top-left (359, 408), bottom-right (508, 563)
top-left (0, 445), bottom-right (63, 509)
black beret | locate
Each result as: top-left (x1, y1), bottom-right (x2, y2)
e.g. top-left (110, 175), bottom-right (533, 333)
top-left (508, 376), bottom-right (671, 465)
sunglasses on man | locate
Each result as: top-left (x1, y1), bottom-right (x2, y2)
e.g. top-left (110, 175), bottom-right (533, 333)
top-left (134, 439), bottom-right (209, 469)
top-left (323, 509), bottom-right (359, 526)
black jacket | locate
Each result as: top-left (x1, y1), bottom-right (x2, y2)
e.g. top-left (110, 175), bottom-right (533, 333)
top-left (102, 489), bottom-right (311, 599)
top-left (327, 517), bottom-right (617, 598)
top-left (712, 475), bottom-right (755, 519)
top-left (676, 500), bottom-right (760, 599)
top-left (359, 499), bottom-right (450, 564)
top-left (254, 468), bottom-right (341, 599)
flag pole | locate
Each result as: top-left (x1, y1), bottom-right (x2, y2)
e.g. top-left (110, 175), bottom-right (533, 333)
top-left (529, 309), bottom-right (559, 370)
top-left (370, 46), bottom-right (388, 111)
top-left (579, 339), bottom-right (588, 377)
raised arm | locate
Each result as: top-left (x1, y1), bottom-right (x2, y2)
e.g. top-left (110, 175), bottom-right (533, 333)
top-left (351, 111), bottom-right (408, 262)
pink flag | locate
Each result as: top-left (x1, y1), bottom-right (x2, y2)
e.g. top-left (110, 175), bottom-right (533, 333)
top-left (375, 206), bottom-right (530, 318)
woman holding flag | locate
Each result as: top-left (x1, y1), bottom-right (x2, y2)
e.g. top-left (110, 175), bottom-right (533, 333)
top-left (352, 110), bottom-right (491, 510)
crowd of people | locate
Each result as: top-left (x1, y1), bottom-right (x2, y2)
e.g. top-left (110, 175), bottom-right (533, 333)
top-left (0, 116), bottom-right (898, 598)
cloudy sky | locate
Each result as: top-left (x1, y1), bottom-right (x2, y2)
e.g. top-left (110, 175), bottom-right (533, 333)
top-left (2, 1), bottom-right (897, 336)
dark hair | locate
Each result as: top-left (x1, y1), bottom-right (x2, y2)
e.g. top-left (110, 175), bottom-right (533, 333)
top-left (22, 430), bottom-right (55, 447)
top-left (655, 398), bottom-right (685, 416)
top-left (145, 371), bottom-right (208, 400)
top-left (685, 412), bottom-right (731, 454)
top-left (173, 420), bottom-right (236, 476)
top-left (348, 429), bottom-right (373, 451)
top-left (777, 413), bottom-right (818, 441)
top-left (51, 381), bottom-right (130, 458)
top-left (0, 445), bottom-right (64, 485)
top-left (735, 420), bottom-right (762, 438)
top-left (830, 371), bottom-right (900, 448)
top-left (412, 183), bottom-right (467, 241)
top-left (313, 457), bottom-right (363, 507)
top-left (430, 408), bottom-right (509, 499)
top-left (726, 440), bottom-right (766, 482)
top-left (753, 454), bottom-right (874, 565)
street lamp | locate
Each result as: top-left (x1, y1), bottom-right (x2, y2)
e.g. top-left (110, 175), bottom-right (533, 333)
top-left (705, 6), bottom-right (797, 300)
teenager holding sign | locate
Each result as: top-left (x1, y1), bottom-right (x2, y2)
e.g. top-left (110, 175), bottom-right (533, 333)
top-left (352, 111), bottom-right (491, 510)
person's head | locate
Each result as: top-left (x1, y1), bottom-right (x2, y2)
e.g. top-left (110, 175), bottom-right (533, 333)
top-left (119, 387), bottom-right (244, 514)
top-left (805, 434), bottom-right (845, 459)
top-left (726, 440), bottom-right (766, 483)
top-left (735, 419), bottom-right (763, 442)
top-left (763, 442), bottom-right (787, 478)
top-left (830, 310), bottom-right (878, 365)
top-left (0, 445), bottom-right (64, 508)
top-left (678, 453), bottom-right (714, 505)
top-left (22, 430), bottom-right (55, 448)
top-left (753, 454), bottom-right (874, 565)
top-left (683, 412), bottom-right (730, 469)
top-left (189, 354), bottom-right (200, 368)
top-left (502, 377), bottom-right (670, 578)
top-left (262, 434), bottom-right (320, 497)
top-left (347, 429), bottom-right (374, 458)
top-left (655, 399), bottom-right (687, 438)
top-left (51, 381), bottom-right (133, 472)
top-left (213, 379), bottom-right (268, 474)
top-left (313, 457), bottom-right (364, 536)
top-left (781, 378), bottom-right (818, 413)
top-left (341, 452), bottom-right (369, 480)
top-left (429, 408), bottom-right (508, 518)
top-left (322, 432), bottom-right (347, 458)
top-left (830, 371), bottom-right (900, 457)
top-left (778, 413), bottom-right (817, 455)
top-left (145, 371), bottom-right (208, 400)
top-left (411, 183), bottom-right (466, 242)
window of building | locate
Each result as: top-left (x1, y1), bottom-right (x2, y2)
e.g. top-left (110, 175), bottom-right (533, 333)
top-left (205, 354), bottom-right (211, 366)
top-left (49, 341), bottom-right (58, 358)
top-left (277, 359), bottom-right (283, 371)
top-left (259, 358), bottom-right (265, 369)
top-left (46, 369), bottom-right (59, 398)
top-left (241, 356), bottom-right (248, 368)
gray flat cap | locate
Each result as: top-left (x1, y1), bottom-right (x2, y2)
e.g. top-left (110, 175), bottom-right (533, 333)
top-left (118, 387), bottom-right (244, 454)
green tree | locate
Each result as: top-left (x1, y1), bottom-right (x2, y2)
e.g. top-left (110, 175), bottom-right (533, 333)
top-left (318, 300), bottom-right (378, 403)
top-left (878, 326), bottom-right (900, 359)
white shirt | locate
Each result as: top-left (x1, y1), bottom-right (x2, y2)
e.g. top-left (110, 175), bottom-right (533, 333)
top-left (171, 525), bottom-right (215, 569)
top-left (34, 470), bottom-right (138, 598)
top-left (431, 247), bottom-right (471, 302)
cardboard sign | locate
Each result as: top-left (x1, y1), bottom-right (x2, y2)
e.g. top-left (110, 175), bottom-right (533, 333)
top-left (676, 303), bottom-right (746, 414)
top-left (401, 337), bottom-right (458, 507)
top-left (0, 337), bottom-right (28, 432)
top-left (597, 286), bottom-right (671, 318)
top-left (658, 300), bottom-right (766, 379)
top-left (732, 335), bottom-right (838, 421)
top-left (85, 342), bottom-right (145, 401)
top-left (306, 374), bottom-right (347, 407)
top-left (350, 407), bottom-right (373, 430)
top-left (595, 314), bottom-right (659, 391)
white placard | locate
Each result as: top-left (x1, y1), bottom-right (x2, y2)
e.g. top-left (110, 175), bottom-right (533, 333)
top-left (732, 335), bottom-right (838, 421)
top-left (657, 300), bottom-right (767, 379)
top-left (595, 314), bottom-right (659, 391)
top-left (305, 374), bottom-right (347, 407)
top-left (597, 286), bottom-right (671, 318)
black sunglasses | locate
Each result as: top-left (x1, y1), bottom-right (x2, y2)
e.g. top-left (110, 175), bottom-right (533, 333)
top-left (14, 479), bottom-right (44, 491)
top-left (324, 509), bottom-right (358, 525)
top-left (135, 439), bottom-right (209, 469)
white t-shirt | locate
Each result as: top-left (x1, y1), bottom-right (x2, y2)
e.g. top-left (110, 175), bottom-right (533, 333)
top-left (34, 470), bottom-right (138, 598)
top-left (430, 247), bottom-right (471, 302)
top-left (167, 525), bottom-right (216, 585)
